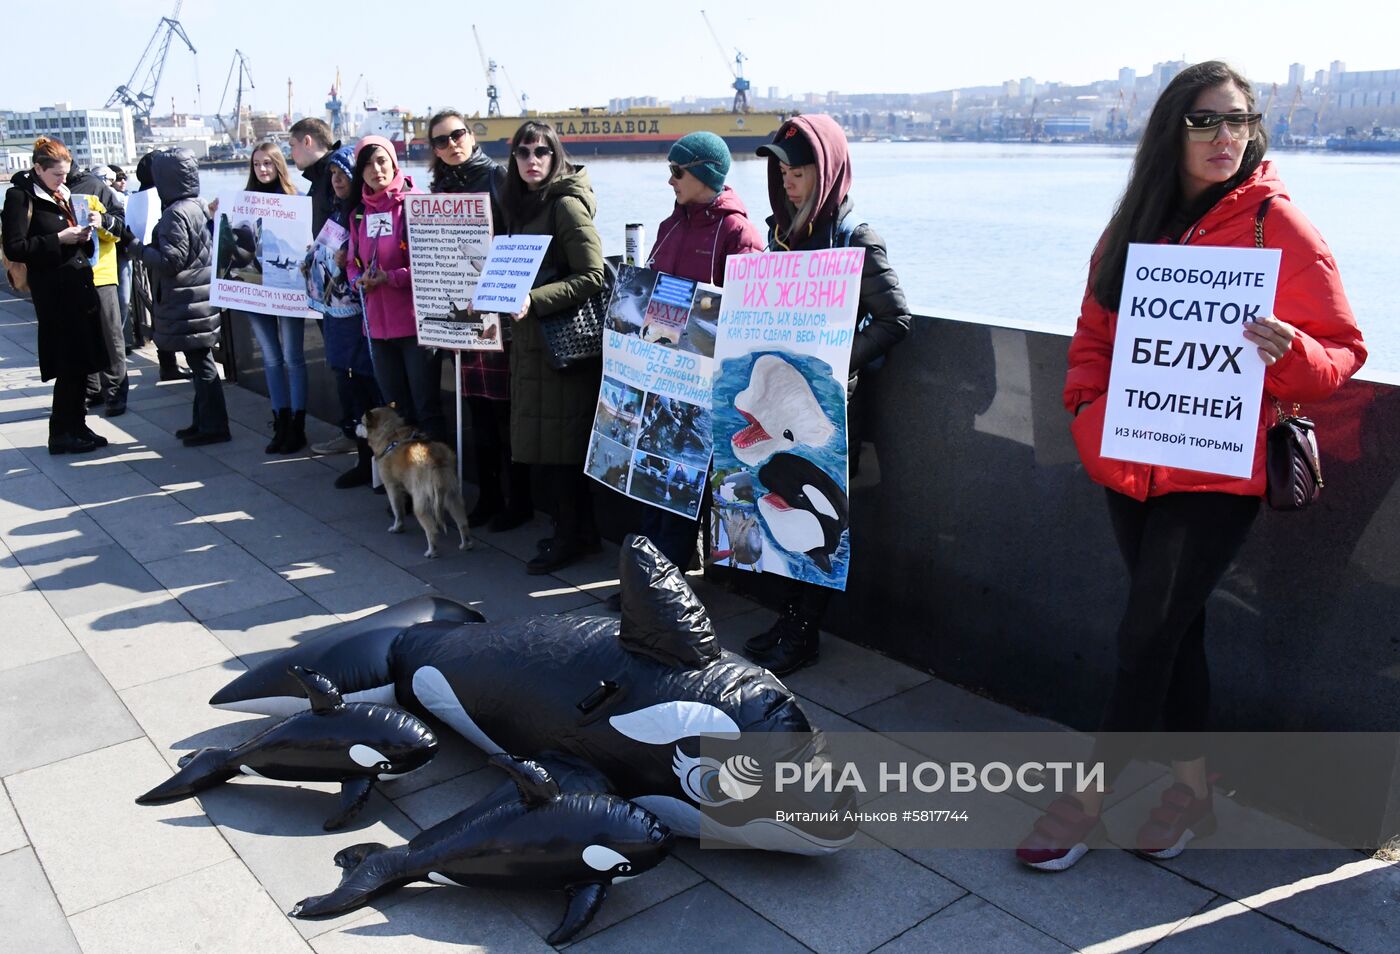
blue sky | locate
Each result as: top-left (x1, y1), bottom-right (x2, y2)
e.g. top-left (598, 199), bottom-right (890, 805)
top-left (3, 0), bottom-right (1391, 117)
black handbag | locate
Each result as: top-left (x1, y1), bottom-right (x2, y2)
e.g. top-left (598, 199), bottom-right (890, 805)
top-left (537, 256), bottom-right (616, 372)
top-left (1255, 199), bottom-right (1322, 511)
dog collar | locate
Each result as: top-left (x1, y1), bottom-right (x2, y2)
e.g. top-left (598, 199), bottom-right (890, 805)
top-left (375, 430), bottom-right (431, 460)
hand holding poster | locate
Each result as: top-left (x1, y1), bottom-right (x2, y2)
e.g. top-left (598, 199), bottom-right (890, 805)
top-left (1099, 243), bottom-right (1282, 478)
top-left (471, 235), bottom-right (551, 314)
top-left (211, 191), bottom-right (314, 318)
top-left (585, 264), bottom-right (721, 519)
top-left (709, 248), bottom-right (864, 591)
top-left (125, 189), bottom-right (161, 245)
top-left (405, 193), bottom-right (502, 351)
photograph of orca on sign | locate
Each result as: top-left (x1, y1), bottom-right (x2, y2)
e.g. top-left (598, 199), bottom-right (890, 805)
top-left (212, 191), bottom-right (314, 318)
top-left (709, 249), bottom-right (864, 590)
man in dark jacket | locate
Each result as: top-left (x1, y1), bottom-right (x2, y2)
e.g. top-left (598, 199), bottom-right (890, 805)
top-left (288, 117), bottom-right (340, 235)
top-left (67, 166), bottom-right (129, 415)
top-left (137, 148), bottom-right (229, 445)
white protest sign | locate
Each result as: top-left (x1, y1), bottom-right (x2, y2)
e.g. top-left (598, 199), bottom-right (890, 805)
top-left (709, 248), bottom-right (864, 591)
top-left (126, 189), bottom-right (161, 244)
top-left (585, 265), bottom-right (720, 519)
top-left (404, 193), bottom-right (501, 351)
top-left (471, 234), bottom-right (551, 314)
top-left (1100, 243), bottom-right (1282, 479)
top-left (211, 191), bottom-right (314, 318)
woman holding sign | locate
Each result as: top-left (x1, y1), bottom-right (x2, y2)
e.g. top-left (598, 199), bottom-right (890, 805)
top-left (347, 136), bottom-right (446, 442)
top-left (741, 114), bottom-right (911, 675)
top-left (1, 137), bottom-right (109, 454)
top-left (1018, 61), bottom-right (1366, 872)
top-left (499, 121), bottom-right (605, 575)
top-left (237, 143), bottom-right (310, 454)
top-left (428, 109), bottom-right (532, 531)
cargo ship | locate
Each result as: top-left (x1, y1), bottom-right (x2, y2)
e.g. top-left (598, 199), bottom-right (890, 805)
top-left (404, 107), bottom-right (788, 160)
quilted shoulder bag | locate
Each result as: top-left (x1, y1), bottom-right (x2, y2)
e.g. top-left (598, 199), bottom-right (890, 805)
top-left (533, 198), bottom-right (615, 371)
top-left (1256, 198), bottom-right (1323, 511)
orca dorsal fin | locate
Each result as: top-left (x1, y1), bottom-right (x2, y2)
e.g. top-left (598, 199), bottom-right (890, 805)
top-left (489, 753), bottom-right (560, 807)
top-left (617, 535), bottom-right (719, 670)
top-left (290, 666), bottom-right (344, 712)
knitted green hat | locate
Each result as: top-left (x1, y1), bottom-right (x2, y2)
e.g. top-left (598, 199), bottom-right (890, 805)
top-left (668, 131), bottom-right (731, 193)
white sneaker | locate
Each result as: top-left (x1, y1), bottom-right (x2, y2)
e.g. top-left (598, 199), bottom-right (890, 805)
top-left (310, 434), bottom-right (356, 455)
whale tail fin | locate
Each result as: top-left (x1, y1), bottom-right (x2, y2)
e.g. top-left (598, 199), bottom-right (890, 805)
top-left (290, 843), bottom-right (412, 919)
top-left (135, 748), bottom-right (235, 805)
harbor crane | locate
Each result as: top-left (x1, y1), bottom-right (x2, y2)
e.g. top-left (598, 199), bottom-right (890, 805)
top-left (472, 25), bottom-right (502, 117)
top-left (501, 65), bottom-right (529, 117)
top-left (700, 9), bottom-right (751, 113)
top-left (215, 50), bottom-right (255, 146)
top-left (107, 0), bottom-right (197, 134)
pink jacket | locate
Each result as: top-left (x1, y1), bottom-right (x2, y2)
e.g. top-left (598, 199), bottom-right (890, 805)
top-left (347, 170), bottom-right (419, 339)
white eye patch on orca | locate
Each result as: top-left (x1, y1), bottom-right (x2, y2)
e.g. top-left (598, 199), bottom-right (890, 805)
top-left (802, 483), bottom-right (838, 520)
top-left (582, 844), bottom-right (632, 872)
top-left (609, 701), bottom-right (741, 745)
top-left (349, 744), bottom-right (389, 768)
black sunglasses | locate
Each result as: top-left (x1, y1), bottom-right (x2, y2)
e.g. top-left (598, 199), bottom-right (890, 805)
top-left (514, 144), bottom-right (554, 160)
top-left (668, 161), bottom-right (702, 180)
top-left (1183, 112), bottom-right (1262, 141)
top-left (430, 127), bottom-right (469, 150)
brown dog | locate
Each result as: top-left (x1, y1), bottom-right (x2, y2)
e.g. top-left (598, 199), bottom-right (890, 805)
top-left (356, 407), bottom-right (472, 558)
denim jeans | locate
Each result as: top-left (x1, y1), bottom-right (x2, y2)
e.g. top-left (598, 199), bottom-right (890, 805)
top-left (184, 347), bottom-right (229, 436)
top-left (244, 311), bottom-right (307, 411)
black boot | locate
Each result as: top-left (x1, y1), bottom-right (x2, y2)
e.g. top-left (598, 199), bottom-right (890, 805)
top-left (266, 409), bottom-right (290, 454)
top-left (751, 615), bottom-right (820, 676)
top-left (278, 410), bottom-right (307, 454)
top-left (335, 439), bottom-right (373, 489)
top-left (744, 601), bottom-right (803, 656)
top-left (158, 349), bottom-right (192, 382)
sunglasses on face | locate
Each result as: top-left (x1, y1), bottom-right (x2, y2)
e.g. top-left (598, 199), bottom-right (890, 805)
top-left (668, 161), bottom-right (704, 180)
top-left (515, 144), bottom-right (554, 160)
top-left (1183, 112), bottom-right (1262, 142)
top-left (431, 127), bottom-right (469, 150)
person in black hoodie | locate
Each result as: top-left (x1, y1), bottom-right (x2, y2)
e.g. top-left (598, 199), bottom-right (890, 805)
top-left (427, 109), bottom-right (533, 532)
top-left (288, 117), bottom-right (340, 236)
top-left (132, 153), bottom-right (193, 382)
top-left (67, 164), bottom-right (129, 416)
top-left (1, 137), bottom-right (109, 454)
top-left (136, 148), bottom-right (229, 446)
top-left (742, 114), bottom-right (912, 675)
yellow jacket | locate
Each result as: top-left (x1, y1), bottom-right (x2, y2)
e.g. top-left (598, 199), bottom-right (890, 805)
top-left (70, 192), bottom-right (118, 287)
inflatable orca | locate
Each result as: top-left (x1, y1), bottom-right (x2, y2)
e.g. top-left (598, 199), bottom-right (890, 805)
top-left (291, 753), bottom-right (672, 944)
top-left (211, 536), bottom-right (857, 854)
top-left (137, 667), bottom-right (439, 830)
top-left (731, 354), bottom-right (836, 466)
top-left (757, 453), bottom-right (850, 574)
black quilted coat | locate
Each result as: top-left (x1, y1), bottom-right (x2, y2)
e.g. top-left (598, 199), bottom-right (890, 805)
top-left (140, 149), bottom-right (220, 351)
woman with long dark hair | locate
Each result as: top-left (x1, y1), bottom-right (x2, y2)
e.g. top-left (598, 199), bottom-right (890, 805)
top-left (1, 137), bottom-right (109, 453)
top-left (1018, 61), bottom-right (1366, 871)
top-left (235, 142), bottom-right (309, 453)
top-left (499, 121), bottom-right (605, 574)
top-left (428, 109), bottom-right (532, 531)
top-left (346, 137), bottom-right (444, 440)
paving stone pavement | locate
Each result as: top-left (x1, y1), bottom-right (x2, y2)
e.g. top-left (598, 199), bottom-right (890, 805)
top-left (1, 288), bottom-right (1395, 952)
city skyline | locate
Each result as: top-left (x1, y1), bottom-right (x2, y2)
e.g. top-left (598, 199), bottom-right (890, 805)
top-left (0, 0), bottom-right (1393, 119)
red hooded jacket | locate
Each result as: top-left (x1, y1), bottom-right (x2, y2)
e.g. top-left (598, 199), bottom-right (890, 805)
top-left (647, 186), bottom-right (764, 286)
top-left (1065, 161), bottom-right (1366, 500)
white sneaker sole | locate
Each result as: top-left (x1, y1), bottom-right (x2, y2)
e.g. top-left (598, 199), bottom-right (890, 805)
top-left (1024, 842), bottom-right (1090, 871)
top-left (1139, 828), bottom-right (1195, 860)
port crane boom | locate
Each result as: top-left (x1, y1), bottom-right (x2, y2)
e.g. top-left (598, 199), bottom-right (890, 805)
top-left (472, 25), bottom-right (502, 118)
top-left (107, 0), bottom-right (197, 132)
top-left (215, 50), bottom-right (256, 146)
top-left (700, 9), bottom-right (751, 113)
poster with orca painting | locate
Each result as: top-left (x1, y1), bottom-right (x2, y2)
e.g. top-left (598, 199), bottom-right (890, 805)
top-left (709, 248), bottom-right (864, 590)
top-left (586, 265), bottom-right (721, 518)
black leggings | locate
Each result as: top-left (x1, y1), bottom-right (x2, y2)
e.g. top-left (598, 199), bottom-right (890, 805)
top-left (50, 372), bottom-right (88, 437)
top-left (535, 463), bottom-right (596, 548)
top-left (1092, 489), bottom-right (1260, 785)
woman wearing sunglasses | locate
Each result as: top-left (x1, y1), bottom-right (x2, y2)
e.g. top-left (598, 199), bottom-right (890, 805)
top-left (427, 110), bottom-right (533, 533)
top-left (498, 121), bottom-right (605, 574)
top-left (1019, 61), bottom-right (1366, 872)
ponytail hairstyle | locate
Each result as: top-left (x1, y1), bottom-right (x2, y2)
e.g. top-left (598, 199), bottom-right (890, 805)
top-left (1090, 61), bottom-right (1268, 311)
top-left (32, 136), bottom-right (72, 169)
top-left (244, 142), bottom-right (298, 194)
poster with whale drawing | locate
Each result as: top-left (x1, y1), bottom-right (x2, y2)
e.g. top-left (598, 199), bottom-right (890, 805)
top-left (404, 193), bottom-right (503, 350)
top-left (709, 248), bottom-right (864, 590)
top-left (212, 191), bottom-right (314, 318)
top-left (586, 264), bottom-right (720, 519)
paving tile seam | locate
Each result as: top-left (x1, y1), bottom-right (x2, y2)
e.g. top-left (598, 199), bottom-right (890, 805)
top-left (58, 856), bottom-right (238, 920)
top-left (863, 889), bottom-right (973, 953)
top-left (673, 879), bottom-right (822, 953)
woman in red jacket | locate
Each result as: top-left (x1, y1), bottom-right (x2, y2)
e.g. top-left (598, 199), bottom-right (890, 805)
top-left (1018, 61), bottom-right (1366, 871)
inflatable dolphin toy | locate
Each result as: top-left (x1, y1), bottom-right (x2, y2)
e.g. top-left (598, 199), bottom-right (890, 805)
top-left (137, 667), bottom-right (438, 830)
top-left (210, 536), bottom-right (857, 854)
top-left (756, 453), bottom-right (850, 574)
top-left (731, 354), bottom-right (836, 466)
top-left (291, 752), bottom-right (673, 944)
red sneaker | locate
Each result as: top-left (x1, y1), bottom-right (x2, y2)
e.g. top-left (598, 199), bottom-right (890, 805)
top-left (1016, 795), bottom-right (1105, 871)
top-left (1136, 782), bottom-right (1216, 859)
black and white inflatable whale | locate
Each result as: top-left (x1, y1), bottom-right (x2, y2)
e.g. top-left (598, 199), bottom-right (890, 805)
top-left (210, 536), bottom-right (857, 855)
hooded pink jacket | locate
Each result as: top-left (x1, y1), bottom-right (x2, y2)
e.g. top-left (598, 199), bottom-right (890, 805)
top-left (346, 141), bottom-right (419, 339)
top-left (647, 186), bottom-right (764, 286)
